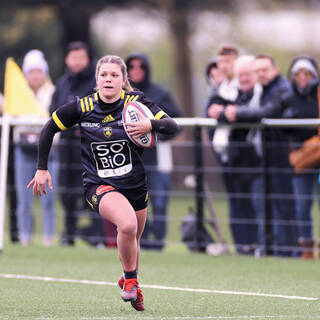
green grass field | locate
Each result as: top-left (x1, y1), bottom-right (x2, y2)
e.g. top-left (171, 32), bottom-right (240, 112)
top-left (0, 241), bottom-right (319, 319)
top-left (1, 196), bottom-right (320, 319)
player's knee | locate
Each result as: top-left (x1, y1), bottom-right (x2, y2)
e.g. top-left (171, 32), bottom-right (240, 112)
top-left (119, 220), bottom-right (137, 237)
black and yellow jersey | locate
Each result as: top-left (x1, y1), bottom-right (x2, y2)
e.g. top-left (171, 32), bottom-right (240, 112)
top-left (51, 90), bottom-right (167, 189)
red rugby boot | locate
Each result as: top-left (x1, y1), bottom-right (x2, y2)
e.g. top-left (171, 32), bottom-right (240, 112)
top-left (121, 278), bottom-right (138, 302)
top-left (118, 276), bottom-right (124, 289)
top-left (131, 287), bottom-right (145, 311)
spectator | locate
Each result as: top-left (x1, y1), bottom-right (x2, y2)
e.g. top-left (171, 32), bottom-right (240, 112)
top-left (13, 49), bottom-right (57, 246)
top-left (205, 57), bottom-right (224, 96)
top-left (125, 53), bottom-right (182, 250)
top-left (209, 44), bottom-right (238, 164)
top-left (284, 55), bottom-right (320, 259)
top-left (0, 93), bottom-right (19, 243)
top-left (225, 54), bottom-right (298, 257)
top-left (206, 44), bottom-right (239, 254)
top-left (50, 41), bottom-right (102, 246)
top-left (216, 44), bottom-right (239, 100)
top-left (207, 55), bottom-right (262, 254)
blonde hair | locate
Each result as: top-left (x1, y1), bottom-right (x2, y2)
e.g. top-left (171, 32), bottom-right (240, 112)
top-left (95, 55), bottom-right (133, 91)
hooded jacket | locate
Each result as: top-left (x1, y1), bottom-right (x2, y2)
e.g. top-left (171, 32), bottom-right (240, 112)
top-left (125, 53), bottom-right (182, 166)
top-left (283, 55), bottom-right (320, 145)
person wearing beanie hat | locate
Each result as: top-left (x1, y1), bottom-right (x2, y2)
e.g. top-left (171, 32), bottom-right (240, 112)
top-left (14, 49), bottom-right (57, 247)
top-left (289, 55), bottom-right (319, 81)
top-left (285, 55), bottom-right (320, 259)
top-left (22, 50), bottom-right (49, 76)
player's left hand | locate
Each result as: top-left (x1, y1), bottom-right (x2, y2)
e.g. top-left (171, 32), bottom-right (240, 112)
top-left (126, 119), bottom-right (152, 139)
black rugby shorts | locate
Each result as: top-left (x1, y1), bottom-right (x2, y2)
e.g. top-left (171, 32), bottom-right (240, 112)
top-left (85, 183), bottom-right (148, 213)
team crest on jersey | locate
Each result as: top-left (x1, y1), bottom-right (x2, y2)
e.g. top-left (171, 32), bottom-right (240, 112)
top-left (104, 127), bottom-right (112, 138)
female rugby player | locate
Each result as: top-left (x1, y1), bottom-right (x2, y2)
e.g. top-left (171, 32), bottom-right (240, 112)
top-left (27, 55), bottom-right (179, 311)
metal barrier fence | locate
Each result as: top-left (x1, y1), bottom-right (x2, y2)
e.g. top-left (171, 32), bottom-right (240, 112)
top-left (175, 118), bottom-right (320, 258)
top-left (1, 116), bottom-right (320, 256)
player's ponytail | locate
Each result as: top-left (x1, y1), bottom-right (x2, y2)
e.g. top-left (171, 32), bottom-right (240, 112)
top-left (123, 78), bottom-right (133, 91)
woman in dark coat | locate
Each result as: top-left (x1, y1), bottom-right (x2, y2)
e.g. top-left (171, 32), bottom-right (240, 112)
top-left (285, 55), bottom-right (319, 259)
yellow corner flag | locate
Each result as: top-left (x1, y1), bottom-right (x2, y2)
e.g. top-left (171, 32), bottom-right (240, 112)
top-left (4, 58), bottom-right (47, 116)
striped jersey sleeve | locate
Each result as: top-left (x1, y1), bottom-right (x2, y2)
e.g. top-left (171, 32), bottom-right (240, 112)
top-left (51, 98), bottom-right (82, 130)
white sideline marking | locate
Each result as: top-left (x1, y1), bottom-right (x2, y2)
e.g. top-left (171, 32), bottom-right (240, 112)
top-left (0, 273), bottom-right (318, 302)
top-left (142, 284), bottom-right (318, 301)
top-left (32, 316), bottom-right (320, 320)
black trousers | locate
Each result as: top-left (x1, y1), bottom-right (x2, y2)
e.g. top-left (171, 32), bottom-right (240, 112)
top-left (222, 168), bottom-right (258, 253)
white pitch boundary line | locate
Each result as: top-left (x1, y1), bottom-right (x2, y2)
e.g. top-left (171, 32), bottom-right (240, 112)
top-left (0, 273), bottom-right (318, 302)
top-left (142, 284), bottom-right (318, 301)
top-left (31, 316), bottom-right (320, 320)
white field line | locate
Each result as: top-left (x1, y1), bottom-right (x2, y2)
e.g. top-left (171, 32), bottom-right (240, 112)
top-left (0, 273), bottom-right (318, 302)
top-left (31, 316), bottom-right (320, 320)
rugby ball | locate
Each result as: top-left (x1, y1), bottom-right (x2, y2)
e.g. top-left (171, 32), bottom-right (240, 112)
top-left (122, 101), bottom-right (157, 149)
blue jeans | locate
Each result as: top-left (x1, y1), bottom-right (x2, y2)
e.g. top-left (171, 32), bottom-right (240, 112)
top-left (142, 170), bottom-right (171, 250)
top-left (292, 172), bottom-right (319, 241)
top-left (14, 146), bottom-right (58, 242)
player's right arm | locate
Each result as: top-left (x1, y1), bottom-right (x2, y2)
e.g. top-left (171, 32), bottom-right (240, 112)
top-left (27, 99), bottom-right (81, 196)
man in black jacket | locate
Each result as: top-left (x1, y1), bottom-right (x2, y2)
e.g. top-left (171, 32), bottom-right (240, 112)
top-left (50, 41), bottom-right (100, 246)
top-left (225, 54), bottom-right (298, 256)
top-left (125, 53), bottom-right (182, 250)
